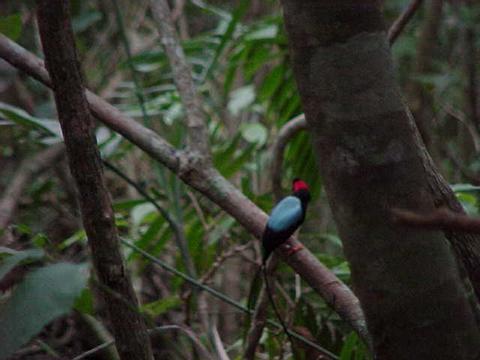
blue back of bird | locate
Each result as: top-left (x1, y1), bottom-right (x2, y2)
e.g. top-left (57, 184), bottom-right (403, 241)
top-left (267, 196), bottom-right (302, 232)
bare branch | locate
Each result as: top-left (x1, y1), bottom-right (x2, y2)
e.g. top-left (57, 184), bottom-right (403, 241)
top-left (271, 114), bottom-right (307, 200)
top-left (150, 0), bottom-right (210, 156)
top-left (74, 325), bottom-right (214, 360)
top-left (0, 34), bottom-right (367, 342)
top-left (35, 1), bottom-right (153, 359)
top-left (388, 0), bottom-right (424, 45)
top-left (211, 325), bottom-right (230, 360)
top-left (392, 208), bottom-right (480, 233)
top-left (0, 34), bottom-right (180, 173)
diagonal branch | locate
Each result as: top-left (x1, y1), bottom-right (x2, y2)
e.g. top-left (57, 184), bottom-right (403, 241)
top-left (150, 0), bottom-right (210, 156)
top-left (35, 1), bottom-right (153, 359)
top-left (0, 33), bottom-right (368, 343)
top-left (388, 0), bottom-right (424, 45)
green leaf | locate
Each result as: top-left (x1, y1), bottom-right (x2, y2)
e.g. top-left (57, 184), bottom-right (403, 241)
top-left (141, 296), bottom-right (181, 317)
top-left (240, 123), bottom-right (267, 145)
top-left (74, 288), bottom-right (94, 315)
top-left (0, 14), bottom-right (22, 41)
top-left (258, 64), bottom-right (285, 102)
top-left (131, 203), bottom-right (156, 227)
top-left (340, 332), bottom-right (357, 360)
top-left (0, 248), bottom-right (44, 281)
top-left (113, 198), bottom-right (147, 211)
top-left (228, 85), bottom-right (255, 116)
top-left (0, 102), bottom-right (62, 138)
top-left (451, 183), bottom-right (480, 193)
top-left (245, 24), bottom-right (278, 41)
top-left (0, 263), bottom-right (89, 359)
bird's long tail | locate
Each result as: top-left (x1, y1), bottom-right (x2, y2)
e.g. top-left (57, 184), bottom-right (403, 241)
top-left (262, 264), bottom-right (299, 357)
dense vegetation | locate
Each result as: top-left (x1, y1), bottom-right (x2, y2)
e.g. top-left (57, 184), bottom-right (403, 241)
top-left (0, 0), bottom-right (479, 359)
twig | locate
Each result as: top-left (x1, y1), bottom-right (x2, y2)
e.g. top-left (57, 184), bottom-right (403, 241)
top-left (211, 324), bottom-right (230, 360)
top-left (244, 257), bottom-right (279, 360)
top-left (388, 0), bottom-right (424, 45)
top-left (0, 34), bottom-right (180, 172)
top-left (442, 147), bottom-right (480, 185)
top-left (441, 103), bottom-right (480, 152)
top-left (103, 161), bottom-right (197, 279)
top-left (199, 243), bottom-right (252, 285)
top-left (72, 340), bottom-right (115, 360)
top-left (36, 2), bottom-right (153, 359)
top-left (150, 0), bottom-right (210, 155)
top-left (74, 325), bottom-right (214, 360)
top-left (392, 208), bottom-right (480, 233)
top-left (120, 238), bottom-right (338, 359)
top-left (0, 33), bottom-right (368, 343)
top-left (271, 114), bottom-right (307, 200)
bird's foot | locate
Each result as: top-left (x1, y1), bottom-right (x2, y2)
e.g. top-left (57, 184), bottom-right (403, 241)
top-left (285, 243), bottom-right (304, 257)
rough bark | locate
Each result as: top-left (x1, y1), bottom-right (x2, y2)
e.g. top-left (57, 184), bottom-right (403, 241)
top-left (281, 1), bottom-right (480, 359)
top-left (0, 34), bottom-right (368, 342)
top-left (36, 1), bottom-right (153, 359)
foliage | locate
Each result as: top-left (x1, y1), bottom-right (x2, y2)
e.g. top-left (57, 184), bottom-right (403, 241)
top-left (1, 0), bottom-right (479, 359)
top-left (0, 257), bottom-right (88, 359)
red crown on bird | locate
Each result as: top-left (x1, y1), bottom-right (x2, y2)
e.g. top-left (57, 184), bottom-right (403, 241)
top-left (292, 178), bottom-right (309, 192)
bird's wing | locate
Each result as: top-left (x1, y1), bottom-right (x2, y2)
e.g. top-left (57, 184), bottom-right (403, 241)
top-left (266, 196), bottom-right (302, 232)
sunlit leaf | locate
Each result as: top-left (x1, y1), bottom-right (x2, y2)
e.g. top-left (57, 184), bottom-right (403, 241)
top-left (240, 123), bottom-right (267, 145)
top-left (0, 102), bottom-right (62, 138)
top-left (228, 85), bottom-right (255, 116)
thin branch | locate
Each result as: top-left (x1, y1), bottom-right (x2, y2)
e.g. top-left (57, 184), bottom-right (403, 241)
top-left (442, 147), bottom-right (480, 185)
top-left (182, 243), bottom-right (251, 314)
top-left (35, 2), bottom-right (153, 359)
top-left (441, 103), bottom-right (480, 152)
top-left (110, 0), bottom-right (151, 127)
top-left (271, 114), bottom-right (307, 200)
top-left (73, 325), bottom-right (213, 360)
top-left (211, 325), bottom-right (230, 360)
top-left (150, 0), bottom-right (210, 155)
top-left (0, 143), bottom-right (64, 233)
top-left (0, 34), bottom-right (367, 343)
top-left (121, 238), bottom-right (338, 359)
top-left (0, 34), bottom-right (180, 172)
top-left (103, 161), bottom-right (197, 278)
top-left (388, 0), bottom-right (424, 45)
top-left (244, 257), bottom-right (280, 359)
top-left (392, 208), bottom-right (480, 233)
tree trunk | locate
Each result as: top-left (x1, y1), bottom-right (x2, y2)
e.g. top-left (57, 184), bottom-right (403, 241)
top-left (36, 1), bottom-right (153, 359)
top-left (281, 1), bottom-right (480, 359)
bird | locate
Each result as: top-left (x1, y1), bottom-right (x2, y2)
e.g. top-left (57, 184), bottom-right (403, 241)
top-left (262, 178), bottom-right (311, 264)
top-left (251, 178), bottom-right (310, 356)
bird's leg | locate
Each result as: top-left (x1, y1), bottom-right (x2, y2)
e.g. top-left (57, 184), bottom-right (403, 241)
top-left (283, 242), bottom-right (304, 257)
